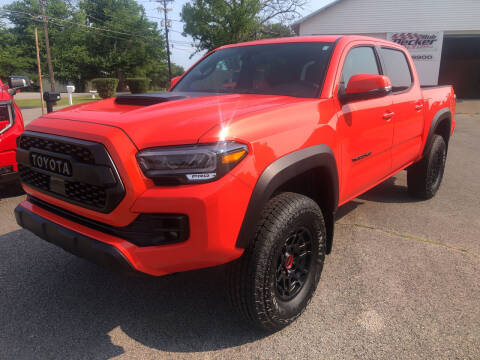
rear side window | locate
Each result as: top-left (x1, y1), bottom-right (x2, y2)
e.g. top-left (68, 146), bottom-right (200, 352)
top-left (339, 47), bottom-right (380, 91)
top-left (380, 48), bottom-right (412, 92)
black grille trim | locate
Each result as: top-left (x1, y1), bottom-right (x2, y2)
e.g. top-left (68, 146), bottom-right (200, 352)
top-left (29, 196), bottom-right (190, 247)
top-left (17, 131), bottom-right (125, 213)
top-left (19, 134), bottom-right (95, 163)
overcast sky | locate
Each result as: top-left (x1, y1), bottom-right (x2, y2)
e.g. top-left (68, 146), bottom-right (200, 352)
top-left (0, 0), bottom-right (336, 69)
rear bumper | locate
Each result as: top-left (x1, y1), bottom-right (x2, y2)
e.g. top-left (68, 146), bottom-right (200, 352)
top-left (14, 204), bottom-right (141, 276)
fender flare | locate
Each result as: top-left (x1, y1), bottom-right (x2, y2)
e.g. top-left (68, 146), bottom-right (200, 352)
top-left (423, 107), bottom-right (452, 157)
top-left (235, 145), bottom-right (339, 249)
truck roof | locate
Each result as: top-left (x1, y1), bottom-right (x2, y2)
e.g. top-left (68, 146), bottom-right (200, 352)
top-left (218, 35), bottom-right (343, 49)
top-left (217, 35), bottom-right (392, 50)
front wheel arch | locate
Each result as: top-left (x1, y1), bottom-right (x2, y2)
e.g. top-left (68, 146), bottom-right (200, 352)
top-left (235, 145), bottom-right (339, 253)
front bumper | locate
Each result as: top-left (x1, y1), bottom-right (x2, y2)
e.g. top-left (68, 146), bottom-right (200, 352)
top-left (15, 204), bottom-right (140, 276)
top-left (0, 168), bottom-right (18, 184)
top-left (16, 169), bottom-right (251, 276)
top-left (16, 123), bottom-right (253, 276)
top-left (0, 150), bottom-right (18, 184)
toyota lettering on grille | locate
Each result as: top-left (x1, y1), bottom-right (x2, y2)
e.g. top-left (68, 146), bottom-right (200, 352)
top-left (30, 153), bottom-right (72, 177)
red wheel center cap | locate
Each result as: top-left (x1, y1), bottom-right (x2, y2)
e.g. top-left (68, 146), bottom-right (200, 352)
top-left (285, 254), bottom-right (294, 269)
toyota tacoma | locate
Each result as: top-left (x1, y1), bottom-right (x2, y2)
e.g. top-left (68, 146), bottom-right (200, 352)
top-left (15, 36), bottom-right (455, 330)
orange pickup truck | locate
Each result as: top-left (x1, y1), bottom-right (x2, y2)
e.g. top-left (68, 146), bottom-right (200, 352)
top-left (15, 36), bottom-right (455, 330)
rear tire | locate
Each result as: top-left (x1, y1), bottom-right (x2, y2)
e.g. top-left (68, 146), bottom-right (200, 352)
top-left (407, 134), bottom-right (447, 199)
top-left (227, 192), bottom-right (326, 331)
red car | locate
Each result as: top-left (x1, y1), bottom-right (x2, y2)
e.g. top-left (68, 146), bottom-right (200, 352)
top-left (15, 36), bottom-right (455, 330)
top-left (0, 76), bottom-right (29, 186)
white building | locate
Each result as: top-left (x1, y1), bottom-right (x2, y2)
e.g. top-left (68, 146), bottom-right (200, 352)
top-left (293, 0), bottom-right (480, 98)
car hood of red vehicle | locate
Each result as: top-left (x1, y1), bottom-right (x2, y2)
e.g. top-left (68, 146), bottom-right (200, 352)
top-left (37, 93), bottom-right (306, 148)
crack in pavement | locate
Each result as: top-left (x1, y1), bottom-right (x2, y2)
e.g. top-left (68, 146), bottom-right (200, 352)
top-left (337, 222), bottom-right (479, 259)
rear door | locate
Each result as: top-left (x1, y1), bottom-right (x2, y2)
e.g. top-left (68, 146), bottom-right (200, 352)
top-left (378, 47), bottom-right (424, 170)
top-left (335, 45), bottom-right (394, 201)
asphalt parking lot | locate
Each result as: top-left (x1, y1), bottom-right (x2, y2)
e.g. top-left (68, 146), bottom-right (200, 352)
top-left (1, 110), bottom-right (479, 359)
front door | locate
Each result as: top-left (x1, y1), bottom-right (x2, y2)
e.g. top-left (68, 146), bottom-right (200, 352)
top-left (336, 46), bottom-right (394, 201)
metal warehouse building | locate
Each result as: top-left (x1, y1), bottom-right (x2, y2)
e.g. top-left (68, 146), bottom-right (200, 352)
top-left (293, 0), bottom-right (480, 98)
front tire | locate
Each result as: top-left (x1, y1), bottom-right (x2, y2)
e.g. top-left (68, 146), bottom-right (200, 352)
top-left (227, 192), bottom-right (326, 331)
top-left (407, 134), bottom-right (447, 199)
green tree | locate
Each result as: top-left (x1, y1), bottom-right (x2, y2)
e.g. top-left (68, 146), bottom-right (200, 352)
top-left (0, 0), bottom-right (169, 90)
top-left (1, 0), bottom-right (73, 87)
top-left (259, 23), bottom-right (295, 39)
top-left (79, 0), bottom-right (166, 89)
top-left (0, 21), bottom-right (33, 80)
top-left (181, 0), bottom-right (304, 52)
top-left (150, 62), bottom-right (185, 89)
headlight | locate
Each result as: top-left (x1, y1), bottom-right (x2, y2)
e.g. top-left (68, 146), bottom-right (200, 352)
top-left (136, 141), bottom-right (248, 185)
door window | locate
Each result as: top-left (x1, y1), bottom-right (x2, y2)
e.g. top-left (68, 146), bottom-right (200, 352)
top-left (380, 48), bottom-right (412, 92)
top-left (339, 47), bottom-right (380, 92)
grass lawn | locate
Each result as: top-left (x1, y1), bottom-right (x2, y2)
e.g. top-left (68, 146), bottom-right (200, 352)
top-left (15, 96), bottom-right (99, 109)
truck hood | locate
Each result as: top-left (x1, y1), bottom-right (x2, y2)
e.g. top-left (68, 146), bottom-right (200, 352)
top-left (35, 92), bottom-right (306, 149)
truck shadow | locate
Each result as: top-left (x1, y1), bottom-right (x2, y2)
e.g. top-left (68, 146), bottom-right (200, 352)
top-left (336, 176), bottom-right (423, 221)
top-left (358, 176), bottom-right (424, 204)
top-left (0, 230), bottom-right (268, 359)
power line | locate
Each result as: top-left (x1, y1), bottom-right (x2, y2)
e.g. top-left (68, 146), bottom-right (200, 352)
top-left (156, 0), bottom-right (173, 80)
top-left (0, 10), bottom-right (138, 42)
top-left (0, 8), bottom-right (160, 41)
top-left (39, 0), bottom-right (55, 91)
top-left (0, 7), bottom-right (192, 60)
top-left (1, 8), bottom-right (195, 55)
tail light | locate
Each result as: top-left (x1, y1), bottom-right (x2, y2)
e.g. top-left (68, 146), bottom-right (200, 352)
top-left (0, 102), bottom-right (14, 134)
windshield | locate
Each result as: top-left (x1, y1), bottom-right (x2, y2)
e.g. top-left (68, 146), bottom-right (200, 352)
top-left (173, 42), bottom-right (334, 98)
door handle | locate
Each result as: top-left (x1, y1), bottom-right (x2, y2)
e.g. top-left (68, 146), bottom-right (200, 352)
top-left (415, 104), bottom-right (424, 111)
top-left (383, 111), bottom-right (395, 120)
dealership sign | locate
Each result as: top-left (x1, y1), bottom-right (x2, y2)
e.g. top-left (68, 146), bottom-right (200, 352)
top-left (387, 32), bottom-right (444, 86)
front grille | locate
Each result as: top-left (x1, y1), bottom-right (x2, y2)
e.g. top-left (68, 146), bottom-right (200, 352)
top-left (17, 132), bottom-right (125, 213)
top-left (18, 165), bottom-right (49, 190)
top-left (65, 181), bottom-right (107, 209)
top-left (19, 135), bottom-right (95, 164)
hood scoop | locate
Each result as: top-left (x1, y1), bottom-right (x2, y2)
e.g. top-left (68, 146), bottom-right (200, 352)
top-left (114, 91), bottom-right (224, 106)
top-left (115, 92), bottom-right (189, 106)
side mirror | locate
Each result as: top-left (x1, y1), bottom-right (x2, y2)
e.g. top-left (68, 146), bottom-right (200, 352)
top-left (169, 76), bottom-right (181, 90)
top-left (339, 74), bottom-right (392, 103)
top-left (8, 75), bottom-right (30, 90)
top-left (7, 75), bottom-right (30, 95)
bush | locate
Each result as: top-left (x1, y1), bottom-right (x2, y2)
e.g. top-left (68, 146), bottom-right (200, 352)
top-left (126, 78), bottom-right (150, 94)
top-left (91, 78), bottom-right (119, 98)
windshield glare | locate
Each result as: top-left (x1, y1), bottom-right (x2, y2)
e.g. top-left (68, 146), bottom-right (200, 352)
top-left (173, 42), bottom-right (333, 98)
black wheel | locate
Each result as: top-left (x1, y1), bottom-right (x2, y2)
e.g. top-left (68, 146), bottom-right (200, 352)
top-left (407, 134), bottom-right (447, 199)
top-left (227, 192), bottom-right (326, 331)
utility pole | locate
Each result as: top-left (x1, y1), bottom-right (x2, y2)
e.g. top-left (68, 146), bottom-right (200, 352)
top-left (157, 0), bottom-right (173, 80)
top-left (34, 28), bottom-right (45, 115)
top-left (39, 0), bottom-right (55, 91)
